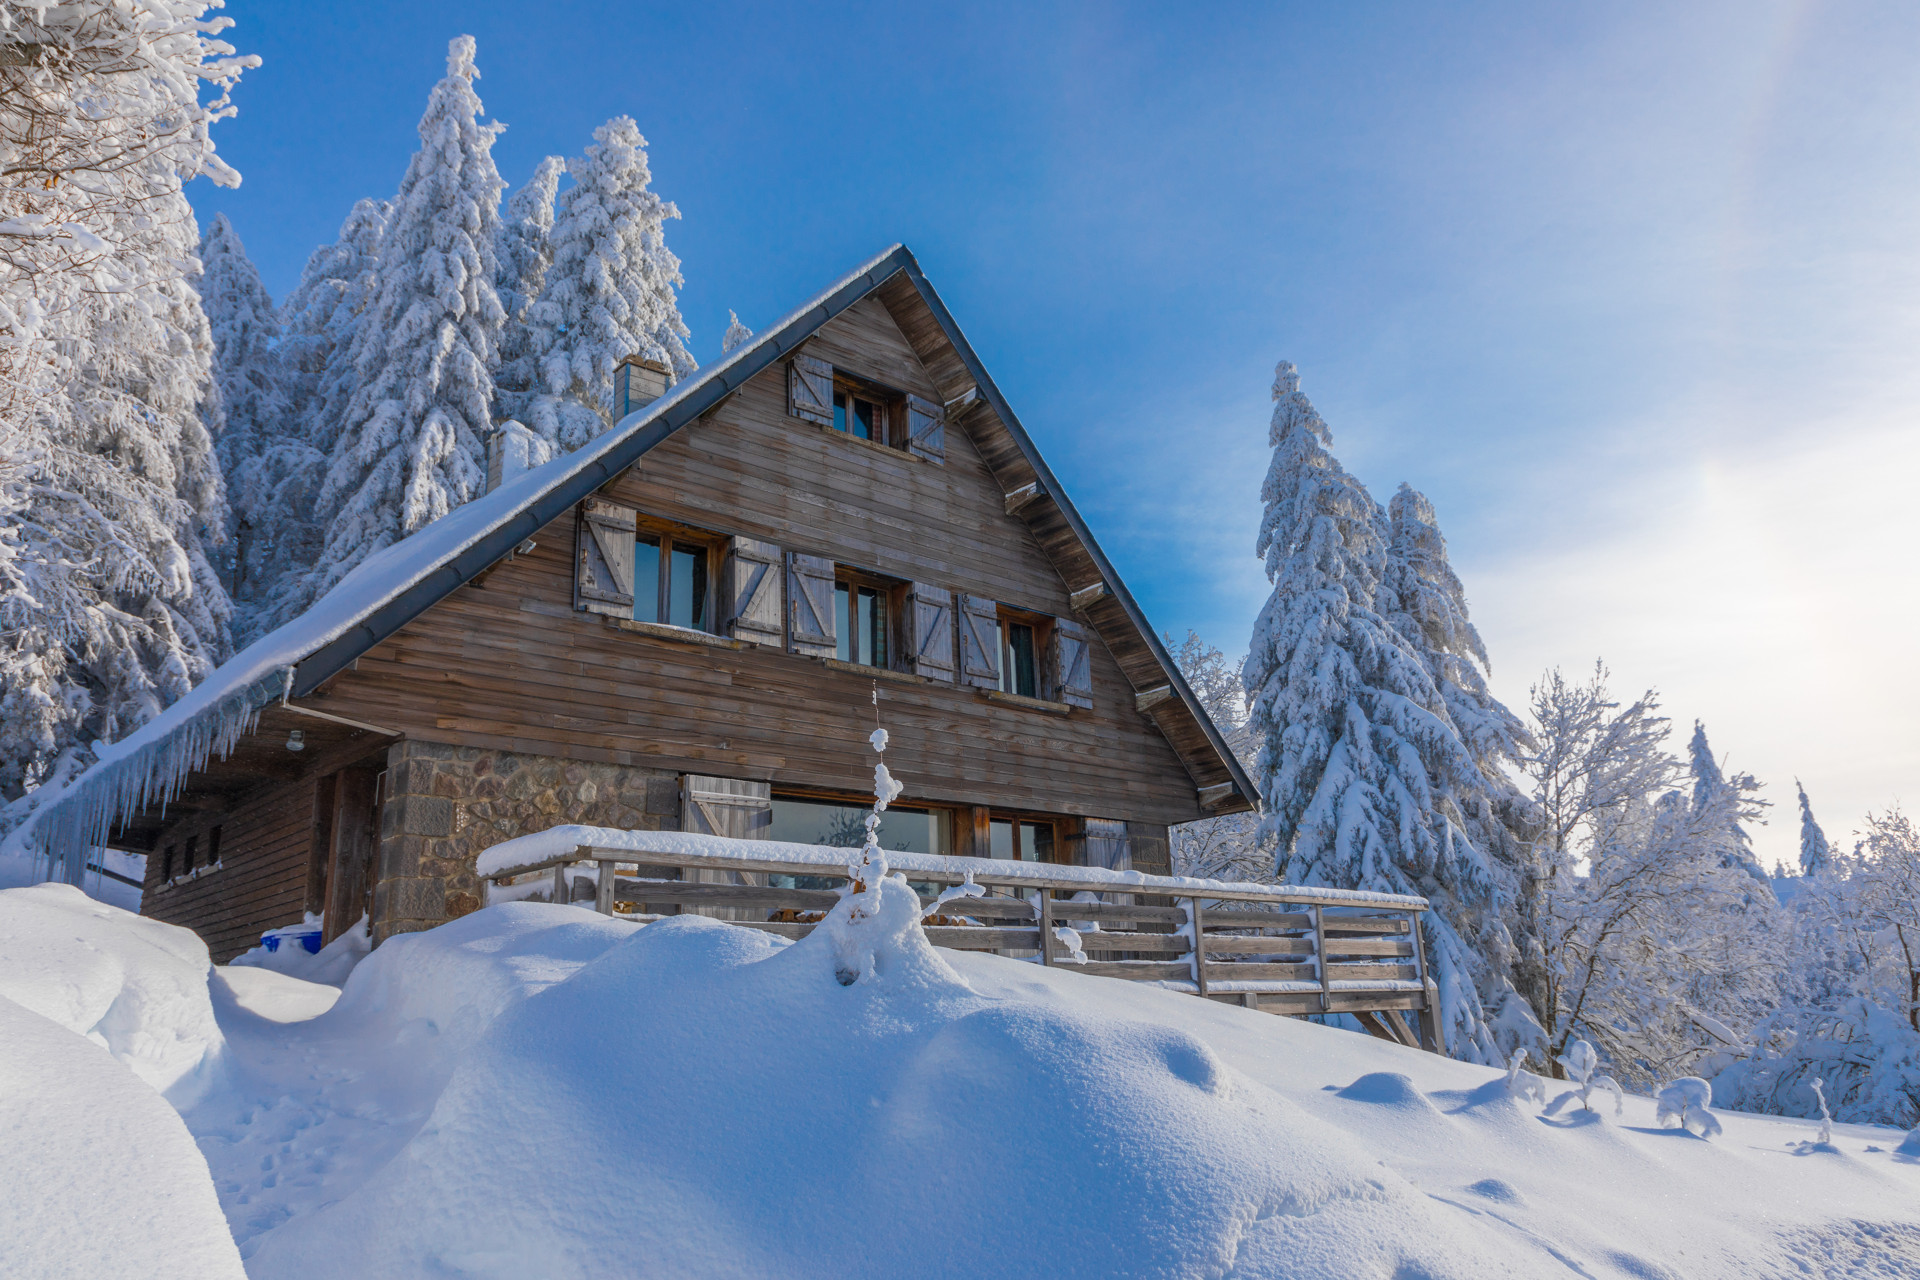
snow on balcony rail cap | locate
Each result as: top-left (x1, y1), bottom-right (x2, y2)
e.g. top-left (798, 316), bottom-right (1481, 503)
top-left (23, 246), bottom-right (913, 879)
top-left (474, 825), bottom-right (1431, 909)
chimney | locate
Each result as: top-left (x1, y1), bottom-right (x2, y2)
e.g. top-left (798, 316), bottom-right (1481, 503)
top-left (486, 420), bottom-right (548, 493)
top-left (614, 355), bottom-right (673, 419)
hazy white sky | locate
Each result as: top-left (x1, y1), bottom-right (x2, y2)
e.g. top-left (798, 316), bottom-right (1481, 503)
top-left (197, 1), bottom-right (1919, 867)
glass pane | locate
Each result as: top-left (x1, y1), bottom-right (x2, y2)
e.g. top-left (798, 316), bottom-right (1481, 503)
top-left (833, 391), bottom-right (848, 433)
top-left (867, 587), bottom-right (888, 668)
top-left (1022, 822), bottom-right (1054, 863)
top-left (997, 621), bottom-right (1010, 693)
top-left (770, 798), bottom-right (945, 855)
top-left (835, 583), bottom-right (852, 662)
top-left (633, 535), bottom-right (661, 623)
top-left (670, 543), bottom-right (706, 630)
top-left (1008, 623), bottom-right (1037, 698)
top-left (855, 587), bottom-right (874, 666)
top-left (853, 398), bottom-right (875, 440)
top-left (989, 819), bottom-right (1014, 859)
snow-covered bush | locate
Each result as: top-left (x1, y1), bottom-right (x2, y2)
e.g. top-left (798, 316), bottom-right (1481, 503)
top-left (1656, 1076), bottom-right (1722, 1138)
top-left (1552, 1039), bottom-right (1623, 1116)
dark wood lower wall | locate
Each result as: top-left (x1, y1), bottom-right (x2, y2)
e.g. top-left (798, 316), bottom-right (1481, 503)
top-left (140, 776), bottom-right (316, 963)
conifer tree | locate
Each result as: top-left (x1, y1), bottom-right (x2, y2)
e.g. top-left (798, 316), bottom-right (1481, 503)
top-left (1243, 361), bottom-right (1499, 1060)
top-left (522, 116), bottom-right (694, 452)
top-left (294, 37), bottom-right (507, 610)
top-left (1797, 780), bottom-right (1832, 877)
top-left (493, 156), bottom-right (565, 424)
top-left (722, 310), bottom-right (753, 355)
top-left (196, 213), bottom-right (293, 620)
top-left (1688, 722), bottom-right (1774, 895)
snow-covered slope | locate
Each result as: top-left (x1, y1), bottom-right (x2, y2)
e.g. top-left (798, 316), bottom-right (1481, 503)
top-left (4, 882), bottom-right (1919, 1277)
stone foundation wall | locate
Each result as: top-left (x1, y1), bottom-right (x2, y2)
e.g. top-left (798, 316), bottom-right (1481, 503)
top-left (373, 740), bottom-right (681, 943)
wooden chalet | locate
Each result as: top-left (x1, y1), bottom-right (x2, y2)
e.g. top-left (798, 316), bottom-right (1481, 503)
top-left (42, 246), bottom-right (1256, 962)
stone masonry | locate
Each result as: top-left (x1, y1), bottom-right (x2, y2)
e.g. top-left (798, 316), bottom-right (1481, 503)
top-left (372, 740), bottom-right (681, 943)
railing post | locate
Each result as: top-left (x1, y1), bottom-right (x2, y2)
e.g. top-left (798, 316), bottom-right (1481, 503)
top-left (1037, 888), bottom-right (1054, 966)
top-left (1410, 911), bottom-right (1441, 1053)
top-left (1311, 903), bottom-right (1330, 1015)
top-left (594, 858), bottom-right (615, 915)
top-left (551, 860), bottom-right (569, 906)
top-left (1190, 897), bottom-right (1208, 998)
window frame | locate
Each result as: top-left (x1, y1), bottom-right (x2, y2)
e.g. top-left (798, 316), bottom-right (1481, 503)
top-left (828, 370), bottom-right (904, 450)
top-left (986, 811), bottom-right (1063, 866)
top-left (995, 606), bottom-right (1055, 700)
top-left (831, 564), bottom-right (906, 672)
top-left (631, 513), bottom-right (723, 634)
top-left (769, 787), bottom-right (956, 856)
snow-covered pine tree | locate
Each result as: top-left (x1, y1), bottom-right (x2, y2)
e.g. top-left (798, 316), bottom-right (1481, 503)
top-left (1242, 361), bottom-right (1500, 1061)
top-left (521, 115), bottom-right (694, 452)
top-left (493, 156), bottom-right (565, 425)
top-left (196, 214), bottom-right (294, 619)
top-left (722, 311), bottom-right (753, 355)
top-left (1797, 780), bottom-right (1831, 877)
top-left (0, 1), bottom-right (250, 830)
top-left (1381, 482), bottom-right (1540, 1058)
top-left (293, 37), bottom-right (507, 610)
top-left (1688, 722), bottom-right (1773, 896)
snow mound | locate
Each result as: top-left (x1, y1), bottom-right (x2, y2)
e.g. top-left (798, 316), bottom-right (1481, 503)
top-left (0, 996), bottom-right (245, 1279)
top-left (214, 966), bottom-right (341, 1023)
top-left (248, 880), bottom-right (1533, 1279)
top-left (0, 883), bottom-right (226, 1106)
top-left (229, 911), bottom-right (371, 985)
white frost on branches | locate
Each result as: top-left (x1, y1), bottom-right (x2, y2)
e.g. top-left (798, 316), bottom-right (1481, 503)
top-left (520, 116), bottom-right (694, 453)
top-left (291, 36), bottom-right (506, 611)
top-left (721, 310), bottom-right (752, 355)
top-left (492, 155), bottom-right (564, 427)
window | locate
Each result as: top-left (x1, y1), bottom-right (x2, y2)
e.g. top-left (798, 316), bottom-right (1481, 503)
top-left (832, 386), bottom-right (890, 443)
top-left (996, 608), bottom-right (1053, 699)
top-left (161, 843), bottom-right (177, 881)
top-left (835, 581), bottom-right (889, 668)
top-left (767, 794), bottom-right (952, 890)
top-left (632, 519), bottom-right (713, 631)
top-left (183, 834), bottom-right (199, 874)
top-left (989, 817), bottom-right (1056, 863)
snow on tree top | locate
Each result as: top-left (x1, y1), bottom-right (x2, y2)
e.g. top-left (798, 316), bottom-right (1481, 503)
top-left (26, 244), bottom-right (913, 878)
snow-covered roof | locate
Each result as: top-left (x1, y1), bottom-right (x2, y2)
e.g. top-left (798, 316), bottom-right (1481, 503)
top-left (36, 244), bottom-right (1255, 877)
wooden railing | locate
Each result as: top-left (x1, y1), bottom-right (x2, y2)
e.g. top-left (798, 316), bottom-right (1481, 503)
top-left (482, 835), bottom-right (1440, 1052)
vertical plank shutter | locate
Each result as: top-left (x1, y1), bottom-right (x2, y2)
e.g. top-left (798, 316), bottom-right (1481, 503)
top-left (788, 355), bottom-right (833, 425)
top-left (786, 552), bottom-right (837, 657)
top-left (680, 775), bottom-right (771, 920)
top-left (1051, 616), bottom-right (1094, 708)
top-left (904, 583), bottom-right (956, 682)
top-left (575, 499), bottom-right (635, 617)
top-left (904, 394), bottom-right (946, 464)
top-left (958, 594), bottom-right (1000, 689)
top-left (724, 536), bottom-right (783, 647)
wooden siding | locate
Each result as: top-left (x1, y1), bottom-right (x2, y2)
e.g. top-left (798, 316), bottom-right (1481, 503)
top-left (140, 776), bottom-right (317, 963)
top-left (298, 298), bottom-right (1206, 826)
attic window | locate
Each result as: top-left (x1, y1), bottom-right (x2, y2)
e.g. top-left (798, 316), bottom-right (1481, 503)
top-left (633, 516), bottom-right (718, 632)
top-left (834, 570), bottom-right (897, 669)
top-left (997, 608), bottom-right (1053, 700)
top-left (831, 381), bottom-right (895, 446)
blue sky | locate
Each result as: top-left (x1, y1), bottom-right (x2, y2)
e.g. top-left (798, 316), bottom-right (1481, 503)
top-left (194, 1), bottom-right (1920, 867)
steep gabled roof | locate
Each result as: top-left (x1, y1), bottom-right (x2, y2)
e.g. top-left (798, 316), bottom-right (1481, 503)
top-left (36, 245), bottom-right (1254, 878)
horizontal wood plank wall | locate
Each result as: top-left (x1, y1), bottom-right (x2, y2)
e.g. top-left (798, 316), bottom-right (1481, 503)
top-left (140, 778), bottom-right (315, 962)
top-left (302, 299), bottom-right (1204, 826)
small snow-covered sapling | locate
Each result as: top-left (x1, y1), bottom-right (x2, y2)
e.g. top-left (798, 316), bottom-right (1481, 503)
top-left (1811, 1077), bottom-right (1834, 1146)
top-left (1655, 1077), bottom-right (1722, 1138)
top-left (1554, 1040), bottom-right (1624, 1117)
top-left (1504, 1048), bottom-right (1546, 1105)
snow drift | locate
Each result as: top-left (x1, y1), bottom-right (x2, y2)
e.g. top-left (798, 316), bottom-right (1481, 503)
top-left (249, 879), bottom-right (1528, 1279)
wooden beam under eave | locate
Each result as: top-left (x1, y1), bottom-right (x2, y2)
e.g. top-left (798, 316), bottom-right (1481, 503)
top-left (1069, 582), bottom-right (1108, 612)
top-left (1135, 685), bottom-right (1174, 713)
top-left (1004, 481), bottom-right (1042, 516)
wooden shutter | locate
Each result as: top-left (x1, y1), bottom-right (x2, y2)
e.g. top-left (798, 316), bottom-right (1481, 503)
top-left (786, 552), bottom-right (837, 658)
top-left (958, 594), bottom-right (1000, 689)
top-left (904, 583), bottom-right (956, 682)
top-left (681, 775), bottom-right (771, 920)
top-left (574, 499), bottom-right (635, 617)
top-left (723, 536), bottom-right (783, 647)
top-left (788, 354), bottom-right (833, 425)
top-left (1051, 616), bottom-right (1094, 708)
top-left (904, 394), bottom-right (945, 463)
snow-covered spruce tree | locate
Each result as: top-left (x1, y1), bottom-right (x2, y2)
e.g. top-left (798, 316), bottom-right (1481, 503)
top-left (1241, 362), bottom-right (1500, 1061)
top-left (293, 36), bottom-right (506, 611)
top-left (196, 213), bottom-right (294, 619)
top-left (1168, 631), bottom-right (1266, 881)
top-left (521, 115), bottom-right (694, 452)
top-left (1688, 722), bottom-right (1773, 896)
top-left (0, 1), bottom-right (252, 833)
top-left (1381, 482), bottom-right (1541, 1058)
top-left (722, 310), bottom-right (753, 355)
top-left (1796, 779), bottom-right (1831, 877)
top-left (492, 155), bottom-right (565, 425)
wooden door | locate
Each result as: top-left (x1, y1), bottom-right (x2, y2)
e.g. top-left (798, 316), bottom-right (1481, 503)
top-left (323, 766), bottom-right (382, 944)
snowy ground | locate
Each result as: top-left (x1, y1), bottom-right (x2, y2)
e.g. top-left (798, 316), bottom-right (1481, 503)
top-left (4, 882), bottom-right (1919, 1278)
